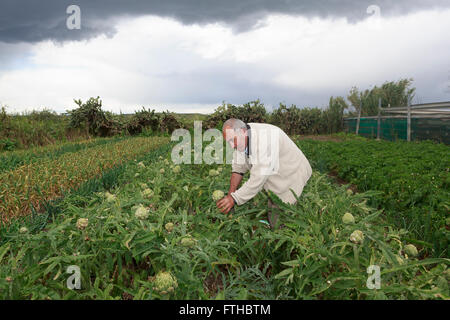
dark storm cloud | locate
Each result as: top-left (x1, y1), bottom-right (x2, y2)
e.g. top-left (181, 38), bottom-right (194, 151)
top-left (1, 0), bottom-right (449, 43)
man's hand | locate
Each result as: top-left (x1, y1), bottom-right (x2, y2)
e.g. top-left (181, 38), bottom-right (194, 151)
top-left (216, 195), bottom-right (235, 214)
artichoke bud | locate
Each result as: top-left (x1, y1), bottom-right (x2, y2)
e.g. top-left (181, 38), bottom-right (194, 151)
top-left (212, 190), bottom-right (225, 201)
top-left (342, 212), bottom-right (355, 224)
top-left (404, 244), bottom-right (418, 257)
top-left (350, 230), bottom-right (364, 244)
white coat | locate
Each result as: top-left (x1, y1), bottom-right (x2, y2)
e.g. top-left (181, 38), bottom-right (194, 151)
top-left (230, 123), bottom-right (312, 205)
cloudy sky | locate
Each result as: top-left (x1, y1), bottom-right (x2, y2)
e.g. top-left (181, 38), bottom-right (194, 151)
top-left (0, 0), bottom-right (449, 114)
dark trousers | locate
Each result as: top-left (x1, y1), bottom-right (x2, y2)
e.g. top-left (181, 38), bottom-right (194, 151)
top-left (267, 198), bottom-right (280, 229)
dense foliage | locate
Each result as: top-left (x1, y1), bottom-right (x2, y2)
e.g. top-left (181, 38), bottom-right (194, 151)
top-left (0, 99), bottom-right (183, 152)
top-left (270, 97), bottom-right (348, 135)
top-left (0, 142), bottom-right (448, 300)
top-left (0, 136), bottom-right (169, 223)
top-left (204, 100), bottom-right (268, 129)
top-left (0, 106), bottom-right (88, 151)
top-left (67, 97), bottom-right (182, 137)
top-left (347, 79), bottom-right (416, 116)
top-left (68, 97), bottom-right (123, 137)
top-left (295, 137), bottom-right (450, 257)
top-left (203, 98), bottom-right (349, 135)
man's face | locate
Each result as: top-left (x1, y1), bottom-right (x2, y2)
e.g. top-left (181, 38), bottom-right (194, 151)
top-left (223, 127), bottom-right (247, 152)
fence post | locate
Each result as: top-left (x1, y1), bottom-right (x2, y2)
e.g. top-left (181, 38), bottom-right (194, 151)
top-left (356, 102), bottom-right (362, 135)
top-left (377, 98), bottom-right (381, 140)
top-left (407, 100), bottom-right (411, 142)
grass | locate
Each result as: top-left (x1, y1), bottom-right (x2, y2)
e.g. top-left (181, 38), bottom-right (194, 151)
top-left (0, 108), bottom-right (90, 151)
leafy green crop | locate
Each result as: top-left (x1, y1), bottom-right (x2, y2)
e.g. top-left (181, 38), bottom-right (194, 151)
top-left (0, 144), bottom-right (448, 300)
top-left (296, 137), bottom-right (450, 257)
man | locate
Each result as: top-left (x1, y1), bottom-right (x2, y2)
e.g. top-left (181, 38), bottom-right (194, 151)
top-left (216, 118), bottom-right (312, 229)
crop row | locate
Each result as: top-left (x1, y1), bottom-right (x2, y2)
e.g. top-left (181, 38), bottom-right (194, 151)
top-left (0, 136), bottom-right (169, 223)
top-left (295, 137), bottom-right (450, 257)
top-left (0, 136), bottom-right (129, 174)
top-left (0, 151), bottom-right (448, 299)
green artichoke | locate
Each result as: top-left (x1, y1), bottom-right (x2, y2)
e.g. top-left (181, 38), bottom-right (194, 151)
top-left (181, 236), bottom-right (196, 247)
top-left (135, 205), bottom-right (149, 220)
top-left (153, 271), bottom-right (178, 294)
top-left (19, 227), bottom-right (28, 234)
top-left (209, 169), bottom-right (219, 177)
top-left (212, 190), bottom-right (225, 201)
top-left (76, 218), bottom-right (89, 230)
top-left (349, 230), bottom-right (364, 244)
top-left (342, 212), bottom-right (355, 224)
top-left (141, 188), bottom-right (153, 198)
top-left (165, 222), bottom-right (174, 233)
top-left (173, 165), bottom-right (181, 173)
top-left (404, 244), bottom-right (418, 257)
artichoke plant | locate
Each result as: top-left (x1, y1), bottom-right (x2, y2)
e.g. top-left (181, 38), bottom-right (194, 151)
top-left (342, 212), bottom-right (355, 224)
top-left (135, 205), bottom-right (149, 220)
top-left (181, 236), bottom-right (196, 247)
top-left (173, 165), bottom-right (181, 173)
top-left (76, 218), bottom-right (89, 230)
top-left (212, 190), bottom-right (225, 201)
top-left (153, 271), bottom-right (178, 295)
top-left (350, 230), bottom-right (364, 244)
top-left (165, 222), bottom-right (174, 233)
top-left (19, 227), bottom-right (28, 234)
top-left (404, 244), bottom-right (418, 257)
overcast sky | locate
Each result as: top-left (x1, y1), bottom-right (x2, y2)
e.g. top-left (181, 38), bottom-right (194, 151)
top-left (0, 0), bottom-right (449, 114)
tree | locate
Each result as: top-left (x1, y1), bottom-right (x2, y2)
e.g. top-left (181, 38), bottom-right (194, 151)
top-left (67, 97), bottom-right (121, 137)
top-left (347, 79), bottom-right (416, 116)
top-left (325, 96), bottom-right (349, 133)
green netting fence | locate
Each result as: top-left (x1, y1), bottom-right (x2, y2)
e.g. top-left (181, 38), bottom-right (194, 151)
top-left (343, 117), bottom-right (450, 144)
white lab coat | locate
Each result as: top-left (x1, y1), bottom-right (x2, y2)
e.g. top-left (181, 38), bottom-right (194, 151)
top-left (230, 123), bottom-right (312, 205)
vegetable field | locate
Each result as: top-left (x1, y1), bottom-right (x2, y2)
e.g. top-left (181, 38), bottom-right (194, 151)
top-left (0, 136), bottom-right (448, 300)
top-left (295, 136), bottom-right (449, 257)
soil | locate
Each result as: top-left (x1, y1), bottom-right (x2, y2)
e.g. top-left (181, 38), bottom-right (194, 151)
top-left (204, 271), bottom-right (224, 297)
top-left (327, 170), bottom-right (359, 194)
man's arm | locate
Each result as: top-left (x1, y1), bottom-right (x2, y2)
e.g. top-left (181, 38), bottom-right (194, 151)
top-left (230, 167), bottom-right (270, 206)
top-left (229, 172), bottom-right (244, 194)
top-left (216, 172), bottom-right (244, 214)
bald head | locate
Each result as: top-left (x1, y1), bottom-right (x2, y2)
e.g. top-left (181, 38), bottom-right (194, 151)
top-left (222, 118), bottom-right (248, 152)
top-left (222, 118), bottom-right (246, 133)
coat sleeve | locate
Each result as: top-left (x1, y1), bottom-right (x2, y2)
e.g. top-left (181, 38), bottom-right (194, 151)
top-left (230, 164), bottom-right (270, 205)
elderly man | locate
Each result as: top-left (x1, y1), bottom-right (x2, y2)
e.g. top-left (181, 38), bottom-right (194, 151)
top-left (216, 118), bottom-right (312, 229)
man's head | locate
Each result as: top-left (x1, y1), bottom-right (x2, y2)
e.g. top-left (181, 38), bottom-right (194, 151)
top-left (222, 118), bottom-right (247, 152)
